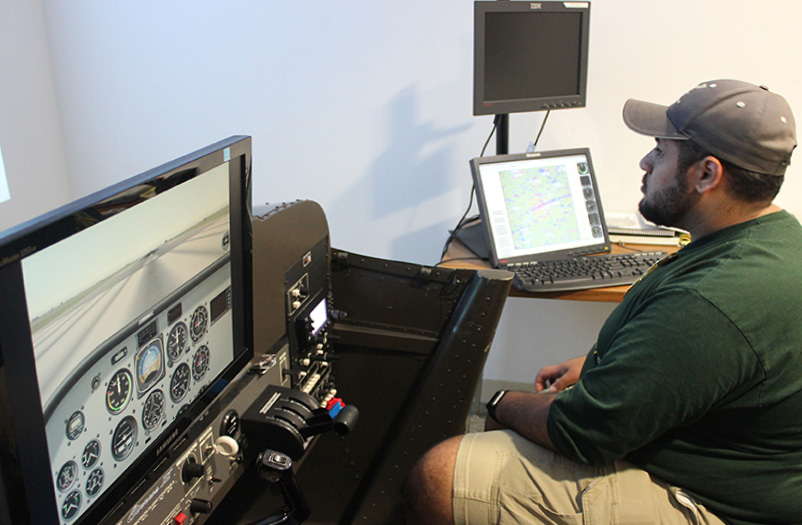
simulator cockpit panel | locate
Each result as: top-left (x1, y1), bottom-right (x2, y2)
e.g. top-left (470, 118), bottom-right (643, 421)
top-left (0, 138), bottom-right (511, 525)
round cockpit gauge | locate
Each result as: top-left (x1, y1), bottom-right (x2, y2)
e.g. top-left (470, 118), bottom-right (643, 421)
top-left (167, 322), bottom-right (188, 360)
top-left (106, 369), bottom-right (133, 415)
top-left (82, 439), bottom-right (101, 469)
top-left (66, 411), bottom-right (85, 441)
top-left (170, 363), bottom-right (191, 403)
top-left (190, 306), bottom-right (208, 342)
top-left (142, 389), bottom-right (165, 432)
top-left (111, 416), bottom-right (138, 461)
top-left (86, 468), bottom-right (104, 497)
top-left (61, 490), bottom-right (81, 521)
top-left (220, 409), bottom-right (240, 437)
top-left (136, 340), bottom-right (164, 392)
top-left (56, 460), bottom-right (77, 492)
top-left (192, 345), bottom-right (210, 381)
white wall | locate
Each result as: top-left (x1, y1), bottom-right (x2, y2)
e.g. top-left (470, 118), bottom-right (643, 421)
top-left (39, 1), bottom-right (482, 262)
top-left (4, 0), bottom-right (802, 386)
top-left (0, 0), bottom-right (70, 231)
top-left (34, 0), bottom-right (802, 263)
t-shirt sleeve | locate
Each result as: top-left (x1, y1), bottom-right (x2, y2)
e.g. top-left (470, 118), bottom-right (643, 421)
top-left (547, 288), bottom-right (762, 465)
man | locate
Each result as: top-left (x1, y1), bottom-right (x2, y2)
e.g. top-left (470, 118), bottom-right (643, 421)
top-left (404, 80), bottom-right (802, 524)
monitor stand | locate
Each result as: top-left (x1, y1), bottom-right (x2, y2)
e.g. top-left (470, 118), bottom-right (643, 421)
top-left (453, 220), bottom-right (491, 260)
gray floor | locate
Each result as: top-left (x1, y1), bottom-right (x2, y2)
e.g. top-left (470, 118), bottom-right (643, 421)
top-left (465, 413), bottom-right (487, 433)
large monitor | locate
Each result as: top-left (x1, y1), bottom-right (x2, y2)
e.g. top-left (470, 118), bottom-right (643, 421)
top-left (0, 136), bottom-right (252, 524)
top-left (473, 1), bottom-right (591, 116)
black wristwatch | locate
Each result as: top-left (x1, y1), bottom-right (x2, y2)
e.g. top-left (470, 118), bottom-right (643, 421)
top-left (486, 390), bottom-right (508, 421)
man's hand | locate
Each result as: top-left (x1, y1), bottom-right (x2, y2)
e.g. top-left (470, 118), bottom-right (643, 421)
top-left (535, 356), bottom-right (586, 392)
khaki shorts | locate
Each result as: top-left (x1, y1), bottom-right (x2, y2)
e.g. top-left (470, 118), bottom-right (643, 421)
top-left (453, 430), bottom-right (725, 525)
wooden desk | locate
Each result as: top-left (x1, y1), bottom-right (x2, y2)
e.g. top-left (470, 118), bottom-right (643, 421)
top-left (440, 239), bottom-right (679, 303)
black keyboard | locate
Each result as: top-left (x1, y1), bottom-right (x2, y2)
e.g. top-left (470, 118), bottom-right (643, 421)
top-left (504, 251), bottom-right (667, 293)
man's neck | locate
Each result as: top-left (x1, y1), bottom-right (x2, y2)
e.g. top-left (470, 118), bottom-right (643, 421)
top-left (684, 203), bottom-right (781, 240)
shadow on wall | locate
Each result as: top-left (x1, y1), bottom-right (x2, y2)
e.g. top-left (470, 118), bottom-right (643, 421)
top-left (328, 84), bottom-right (472, 261)
top-left (367, 85), bottom-right (469, 219)
top-left (390, 219), bottom-right (460, 266)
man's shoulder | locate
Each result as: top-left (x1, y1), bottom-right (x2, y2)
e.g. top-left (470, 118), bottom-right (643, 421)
top-left (622, 213), bottom-right (802, 320)
top-left (677, 211), bottom-right (802, 277)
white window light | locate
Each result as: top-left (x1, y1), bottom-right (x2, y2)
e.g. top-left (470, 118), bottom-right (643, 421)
top-left (0, 143), bottom-right (9, 204)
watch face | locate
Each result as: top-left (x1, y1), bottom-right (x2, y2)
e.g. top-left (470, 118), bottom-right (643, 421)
top-left (486, 390), bottom-right (507, 420)
top-left (488, 390), bottom-right (506, 405)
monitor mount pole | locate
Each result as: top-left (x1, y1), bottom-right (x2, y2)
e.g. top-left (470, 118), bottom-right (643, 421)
top-left (494, 113), bottom-right (509, 155)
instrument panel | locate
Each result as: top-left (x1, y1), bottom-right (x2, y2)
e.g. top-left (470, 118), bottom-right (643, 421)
top-left (44, 264), bottom-right (233, 523)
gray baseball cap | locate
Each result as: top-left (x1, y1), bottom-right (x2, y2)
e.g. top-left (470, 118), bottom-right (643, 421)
top-left (623, 80), bottom-right (797, 175)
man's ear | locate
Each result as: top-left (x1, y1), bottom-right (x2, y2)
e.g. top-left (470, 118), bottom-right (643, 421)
top-left (693, 156), bottom-right (724, 193)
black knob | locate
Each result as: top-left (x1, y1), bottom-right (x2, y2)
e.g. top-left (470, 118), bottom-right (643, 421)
top-left (182, 459), bottom-right (205, 483)
top-left (332, 405), bottom-right (359, 435)
top-left (190, 498), bottom-right (213, 514)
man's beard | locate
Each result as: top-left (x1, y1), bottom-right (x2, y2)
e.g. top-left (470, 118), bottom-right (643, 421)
top-left (638, 172), bottom-right (697, 228)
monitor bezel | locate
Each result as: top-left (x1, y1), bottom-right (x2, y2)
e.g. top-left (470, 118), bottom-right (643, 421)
top-left (473, 1), bottom-right (591, 116)
top-left (0, 135), bottom-right (253, 524)
top-left (469, 147), bottom-right (611, 267)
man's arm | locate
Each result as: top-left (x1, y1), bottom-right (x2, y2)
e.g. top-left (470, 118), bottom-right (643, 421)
top-left (485, 355), bottom-right (586, 449)
top-left (490, 390), bottom-right (559, 450)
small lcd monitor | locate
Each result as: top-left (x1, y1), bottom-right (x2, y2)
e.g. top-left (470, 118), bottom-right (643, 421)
top-left (473, 1), bottom-right (591, 116)
top-left (470, 148), bottom-right (610, 266)
top-left (0, 136), bottom-right (252, 524)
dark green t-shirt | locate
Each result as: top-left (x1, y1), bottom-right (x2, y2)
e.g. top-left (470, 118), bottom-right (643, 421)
top-left (548, 210), bottom-right (802, 525)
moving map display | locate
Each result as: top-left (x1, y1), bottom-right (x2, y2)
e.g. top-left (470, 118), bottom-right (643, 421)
top-left (472, 149), bottom-right (606, 262)
top-left (499, 162), bottom-right (582, 250)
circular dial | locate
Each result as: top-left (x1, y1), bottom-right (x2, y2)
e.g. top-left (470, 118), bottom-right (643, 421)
top-left (56, 460), bottom-right (77, 492)
top-left (170, 363), bottom-right (191, 403)
top-left (85, 468), bottom-right (104, 497)
top-left (221, 409), bottom-right (239, 437)
top-left (66, 411), bottom-right (85, 441)
top-left (142, 389), bottom-right (165, 432)
top-left (111, 416), bottom-right (138, 461)
top-left (190, 306), bottom-right (208, 342)
top-left (106, 369), bottom-right (133, 414)
top-left (167, 322), bottom-right (188, 360)
top-left (192, 345), bottom-right (210, 381)
top-left (82, 440), bottom-right (101, 469)
top-left (61, 490), bottom-right (81, 521)
top-left (136, 340), bottom-right (164, 391)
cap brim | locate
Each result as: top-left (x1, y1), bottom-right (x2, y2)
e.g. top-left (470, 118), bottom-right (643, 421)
top-left (623, 99), bottom-right (687, 140)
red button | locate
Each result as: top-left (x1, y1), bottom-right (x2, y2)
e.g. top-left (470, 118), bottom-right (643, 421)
top-left (326, 398), bottom-right (344, 411)
top-left (173, 511), bottom-right (188, 524)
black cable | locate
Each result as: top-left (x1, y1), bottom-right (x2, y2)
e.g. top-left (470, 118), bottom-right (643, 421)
top-left (440, 119), bottom-right (498, 261)
top-left (442, 110), bottom-right (554, 263)
top-left (481, 118), bottom-right (498, 157)
top-left (441, 184), bottom-right (477, 260)
top-left (531, 110), bottom-right (550, 151)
